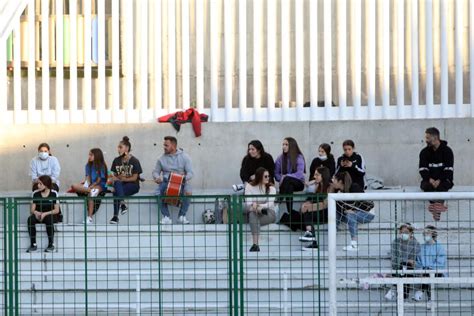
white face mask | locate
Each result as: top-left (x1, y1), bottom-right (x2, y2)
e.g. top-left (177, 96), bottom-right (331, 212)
top-left (424, 235), bottom-right (432, 243)
top-left (319, 155), bottom-right (328, 161)
top-left (401, 233), bottom-right (410, 241)
top-left (38, 152), bottom-right (49, 160)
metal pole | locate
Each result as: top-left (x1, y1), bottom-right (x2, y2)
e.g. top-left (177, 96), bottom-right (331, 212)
top-left (328, 196), bottom-right (337, 315)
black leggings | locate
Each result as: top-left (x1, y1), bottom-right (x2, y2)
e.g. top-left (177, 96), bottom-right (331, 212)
top-left (420, 179), bottom-right (453, 203)
top-left (302, 209), bottom-right (329, 231)
top-left (27, 214), bottom-right (60, 245)
top-left (279, 177), bottom-right (304, 212)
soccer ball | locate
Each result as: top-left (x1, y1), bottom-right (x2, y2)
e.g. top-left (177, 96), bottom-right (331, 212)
top-left (202, 209), bottom-right (216, 224)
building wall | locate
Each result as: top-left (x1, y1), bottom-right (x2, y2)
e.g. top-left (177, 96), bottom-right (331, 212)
top-left (1, 119), bottom-right (472, 192)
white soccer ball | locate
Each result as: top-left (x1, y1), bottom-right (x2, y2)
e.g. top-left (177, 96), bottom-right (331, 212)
top-left (202, 209), bottom-right (216, 224)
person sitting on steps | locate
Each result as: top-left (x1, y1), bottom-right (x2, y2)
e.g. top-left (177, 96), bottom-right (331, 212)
top-left (153, 136), bottom-right (194, 225)
top-left (109, 136), bottom-right (143, 224)
top-left (244, 167), bottom-right (277, 252)
top-left (419, 127), bottom-right (454, 221)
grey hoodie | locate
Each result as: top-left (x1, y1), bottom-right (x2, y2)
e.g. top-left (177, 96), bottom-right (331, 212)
top-left (30, 155), bottom-right (61, 186)
top-left (152, 148), bottom-right (194, 182)
top-left (391, 237), bottom-right (420, 268)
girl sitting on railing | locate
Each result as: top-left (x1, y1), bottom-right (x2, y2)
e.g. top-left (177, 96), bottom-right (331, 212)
top-left (413, 225), bottom-right (446, 303)
top-left (70, 148), bottom-right (108, 224)
top-left (385, 223), bottom-right (421, 300)
top-left (298, 166), bottom-right (331, 251)
top-left (332, 172), bottom-right (375, 251)
top-left (244, 167), bottom-right (277, 252)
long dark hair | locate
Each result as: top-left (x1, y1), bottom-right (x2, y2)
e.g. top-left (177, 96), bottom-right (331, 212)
top-left (88, 148), bottom-right (108, 174)
top-left (319, 143), bottom-right (334, 161)
top-left (315, 166), bottom-right (331, 193)
top-left (246, 140), bottom-right (266, 158)
top-left (333, 171), bottom-right (352, 193)
top-left (250, 167), bottom-right (273, 194)
top-left (120, 136), bottom-right (132, 153)
top-left (282, 137), bottom-right (305, 174)
top-left (38, 175), bottom-right (53, 190)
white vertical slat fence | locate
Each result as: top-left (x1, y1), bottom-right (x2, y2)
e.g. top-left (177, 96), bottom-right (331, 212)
top-left (1, 0), bottom-right (474, 124)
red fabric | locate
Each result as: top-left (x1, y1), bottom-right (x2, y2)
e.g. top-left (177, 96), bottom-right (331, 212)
top-left (158, 108), bottom-right (208, 137)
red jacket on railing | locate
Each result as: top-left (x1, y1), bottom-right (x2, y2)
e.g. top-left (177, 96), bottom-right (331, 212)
top-left (157, 108), bottom-right (209, 137)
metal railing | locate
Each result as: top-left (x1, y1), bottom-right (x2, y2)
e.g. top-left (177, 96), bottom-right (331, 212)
top-left (327, 192), bottom-right (474, 316)
top-left (2, 0), bottom-right (474, 124)
top-left (1, 193), bottom-right (326, 315)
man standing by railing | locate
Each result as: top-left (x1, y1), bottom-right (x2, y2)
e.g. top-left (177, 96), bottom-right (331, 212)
top-left (419, 127), bottom-right (454, 221)
top-left (153, 136), bottom-right (194, 225)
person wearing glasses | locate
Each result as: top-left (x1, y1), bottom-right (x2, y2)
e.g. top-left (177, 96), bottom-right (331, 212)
top-left (109, 136), bottom-right (143, 224)
top-left (244, 167), bottom-right (277, 252)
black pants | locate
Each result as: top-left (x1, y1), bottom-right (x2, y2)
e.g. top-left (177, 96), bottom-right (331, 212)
top-left (392, 263), bottom-right (415, 299)
top-left (27, 214), bottom-right (60, 245)
top-left (420, 179), bottom-right (453, 203)
top-left (302, 209), bottom-right (329, 230)
top-left (420, 273), bottom-right (443, 300)
top-left (279, 177), bottom-right (304, 212)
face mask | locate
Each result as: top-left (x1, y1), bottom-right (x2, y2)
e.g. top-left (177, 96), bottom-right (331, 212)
top-left (319, 155), bottom-right (328, 161)
top-left (424, 235), bottom-right (432, 243)
top-left (38, 152), bottom-right (49, 160)
top-left (401, 233), bottom-right (410, 241)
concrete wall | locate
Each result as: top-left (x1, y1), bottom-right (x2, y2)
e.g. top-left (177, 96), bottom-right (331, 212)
top-left (1, 119), bottom-right (472, 192)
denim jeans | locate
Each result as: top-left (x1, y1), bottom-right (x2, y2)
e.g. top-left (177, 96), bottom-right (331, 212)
top-left (156, 181), bottom-right (190, 217)
top-left (337, 210), bottom-right (375, 239)
top-left (113, 181), bottom-right (140, 216)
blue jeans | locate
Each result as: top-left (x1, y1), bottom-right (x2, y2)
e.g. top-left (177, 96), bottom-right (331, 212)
top-left (156, 181), bottom-right (190, 217)
top-left (113, 181), bottom-right (140, 216)
top-left (337, 210), bottom-right (375, 239)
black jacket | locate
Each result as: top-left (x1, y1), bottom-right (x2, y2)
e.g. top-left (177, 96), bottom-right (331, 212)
top-left (419, 140), bottom-right (454, 182)
top-left (240, 152), bottom-right (275, 183)
top-left (335, 152), bottom-right (366, 188)
top-left (309, 156), bottom-right (336, 180)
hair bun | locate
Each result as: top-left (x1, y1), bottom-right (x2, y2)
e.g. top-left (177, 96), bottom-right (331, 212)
top-left (122, 136), bottom-right (130, 142)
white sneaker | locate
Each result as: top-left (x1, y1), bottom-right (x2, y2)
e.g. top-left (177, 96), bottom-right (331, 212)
top-left (343, 241), bottom-right (358, 251)
top-left (90, 188), bottom-right (99, 197)
top-left (232, 184), bottom-right (244, 192)
top-left (160, 216), bottom-right (172, 225)
top-left (178, 216), bottom-right (190, 224)
top-left (385, 288), bottom-right (395, 301)
top-left (413, 290), bottom-right (424, 301)
top-left (426, 300), bottom-right (432, 310)
top-left (83, 216), bottom-right (93, 224)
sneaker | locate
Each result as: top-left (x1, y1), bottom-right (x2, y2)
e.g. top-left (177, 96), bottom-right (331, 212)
top-left (177, 216), bottom-right (190, 224)
top-left (232, 184), bottom-right (244, 192)
top-left (343, 241), bottom-right (358, 251)
top-left (120, 202), bottom-right (128, 215)
top-left (413, 290), bottom-right (424, 301)
top-left (90, 188), bottom-right (99, 197)
top-left (109, 216), bottom-right (119, 224)
top-left (426, 300), bottom-right (432, 310)
top-left (302, 241), bottom-right (319, 251)
top-left (160, 216), bottom-right (172, 225)
top-left (83, 216), bottom-right (93, 224)
top-left (249, 244), bottom-right (260, 252)
top-left (299, 231), bottom-right (316, 242)
top-left (26, 244), bottom-right (37, 253)
top-left (385, 288), bottom-right (395, 301)
top-left (45, 243), bottom-right (55, 252)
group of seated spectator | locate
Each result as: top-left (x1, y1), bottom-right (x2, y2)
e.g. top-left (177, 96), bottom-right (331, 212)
top-left (26, 127), bottom-right (454, 255)
top-left (385, 223), bottom-right (446, 304)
